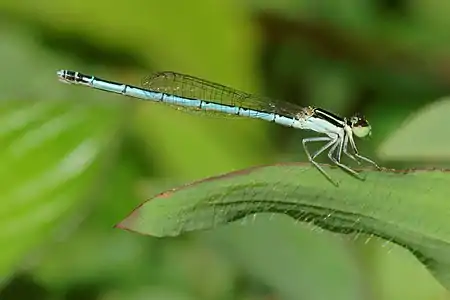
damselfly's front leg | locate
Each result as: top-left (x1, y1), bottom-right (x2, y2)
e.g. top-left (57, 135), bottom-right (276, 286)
top-left (328, 140), bottom-right (365, 181)
top-left (348, 134), bottom-right (381, 170)
top-left (342, 133), bottom-right (361, 164)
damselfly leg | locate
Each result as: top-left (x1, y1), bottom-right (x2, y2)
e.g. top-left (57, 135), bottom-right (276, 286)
top-left (355, 152), bottom-right (380, 169)
top-left (302, 136), bottom-right (340, 186)
top-left (347, 134), bottom-right (381, 170)
top-left (342, 134), bottom-right (361, 164)
top-left (302, 133), bottom-right (371, 186)
top-left (327, 139), bottom-right (365, 180)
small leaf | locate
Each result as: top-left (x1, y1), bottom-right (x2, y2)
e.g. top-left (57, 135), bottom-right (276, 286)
top-left (117, 164), bottom-right (450, 289)
top-left (378, 97), bottom-right (450, 161)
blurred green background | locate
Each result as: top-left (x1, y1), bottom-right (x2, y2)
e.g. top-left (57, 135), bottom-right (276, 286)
top-left (1, 0), bottom-right (450, 299)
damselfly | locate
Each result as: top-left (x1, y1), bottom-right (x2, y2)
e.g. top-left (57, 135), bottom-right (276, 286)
top-left (57, 70), bottom-right (380, 185)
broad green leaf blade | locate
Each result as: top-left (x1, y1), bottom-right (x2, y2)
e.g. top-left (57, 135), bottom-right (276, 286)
top-left (0, 99), bottom-right (122, 280)
top-left (204, 216), bottom-right (365, 300)
top-left (117, 164), bottom-right (450, 289)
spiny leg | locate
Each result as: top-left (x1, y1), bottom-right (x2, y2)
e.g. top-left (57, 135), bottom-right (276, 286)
top-left (335, 135), bottom-right (344, 162)
top-left (342, 133), bottom-right (361, 164)
top-left (348, 134), bottom-right (381, 170)
top-left (327, 140), bottom-right (365, 181)
top-left (302, 136), bottom-right (339, 186)
top-left (355, 153), bottom-right (381, 169)
top-left (340, 135), bottom-right (369, 180)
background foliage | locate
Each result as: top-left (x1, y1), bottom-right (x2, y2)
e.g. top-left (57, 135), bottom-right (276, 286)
top-left (0, 0), bottom-right (450, 299)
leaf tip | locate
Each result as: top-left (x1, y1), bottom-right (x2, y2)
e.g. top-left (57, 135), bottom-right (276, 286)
top-left (114, 209), bottom-right (140, 231)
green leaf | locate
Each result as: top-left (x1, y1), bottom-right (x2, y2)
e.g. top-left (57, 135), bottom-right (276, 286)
top-left (378, 97), bottom-right (450, 161)
top-left (0, 99), bottom-right (122, 281)
top-left (117, 165), bottom-right (450, 289)
top-left (203, 216), bottom-right (366, 300)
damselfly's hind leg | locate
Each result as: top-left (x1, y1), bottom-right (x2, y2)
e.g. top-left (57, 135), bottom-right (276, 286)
top-left (302, 136), bottom-right (339, 186)
top-left (327, 141), bottom-right (365, 181)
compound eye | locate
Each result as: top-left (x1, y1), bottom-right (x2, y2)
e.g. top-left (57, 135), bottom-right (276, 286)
top-left (352, 125), bottom-right (371, 138)
top-left (351, 115), bottom-right (371, 138)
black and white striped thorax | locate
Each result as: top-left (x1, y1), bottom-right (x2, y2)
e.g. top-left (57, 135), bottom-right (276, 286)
top-left (306, 106), bottom-right (372, 137)
top-left (311, 107), bottom-right (346, 128)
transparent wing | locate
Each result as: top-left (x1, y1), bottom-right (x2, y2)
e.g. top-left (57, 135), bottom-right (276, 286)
top-left (141, 72), bottom-right (304, 119)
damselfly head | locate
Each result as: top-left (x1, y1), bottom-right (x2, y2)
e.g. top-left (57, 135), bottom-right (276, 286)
top-left (350, 114), bottom-right (371, 138)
